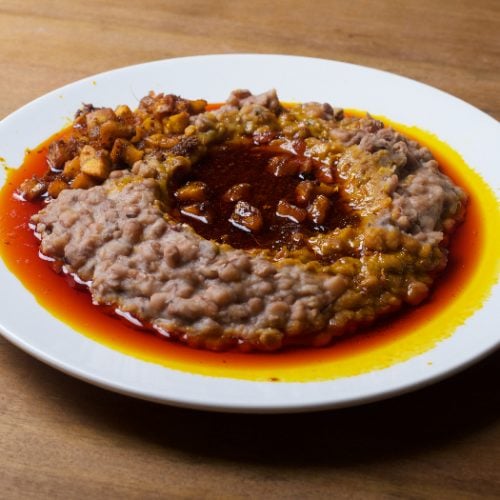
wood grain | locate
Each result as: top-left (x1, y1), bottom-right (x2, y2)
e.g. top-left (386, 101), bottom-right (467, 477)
top-left (0, 1), bottom-right (499, 498)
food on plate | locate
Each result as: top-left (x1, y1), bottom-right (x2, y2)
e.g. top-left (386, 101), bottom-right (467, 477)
top-left (23, 89), bottom-right (467, 351)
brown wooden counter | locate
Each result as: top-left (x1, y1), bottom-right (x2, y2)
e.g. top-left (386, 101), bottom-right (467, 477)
top-left (0, 1), bottom-right (498, 498)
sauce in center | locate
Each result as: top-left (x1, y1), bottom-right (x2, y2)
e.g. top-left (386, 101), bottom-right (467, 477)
top-left (168, 140), bottom-right (358, 250)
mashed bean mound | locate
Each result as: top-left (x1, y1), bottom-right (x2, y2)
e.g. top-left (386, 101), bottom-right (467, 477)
top-left (28, 90), bottom-right (467, 351)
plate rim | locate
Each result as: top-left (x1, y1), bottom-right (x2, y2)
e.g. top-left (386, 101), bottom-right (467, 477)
top-left (2, 53), bottom-right (499, 126)
top-left (0, 53), bottom-right (499, 413)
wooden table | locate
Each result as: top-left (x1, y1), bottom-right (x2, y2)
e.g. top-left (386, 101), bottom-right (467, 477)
top-left (1, 1), bottom-right (499, 498)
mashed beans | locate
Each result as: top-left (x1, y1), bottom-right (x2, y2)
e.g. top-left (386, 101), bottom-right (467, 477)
top-left (28, 90), bottom-right (467, 351)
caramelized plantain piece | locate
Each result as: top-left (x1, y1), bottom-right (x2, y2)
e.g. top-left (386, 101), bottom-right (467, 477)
top-left (295, 180), bottom-right (315, 205)
top-left (85, 108), bottom-right (116, 129)
top-left (62, 156), bottom-right (81, 179)
top-left (17, 177), bottom-right (47, 201)
top-left (71, 172), bottom-right (98, 190)
top-left (222, 183), bottom-right (251, 202)
top-left (174, 181), bottom-right (208, 202)
top-left (114, 104), bottom-right (133, 121)
top-left (79, 145), bottom-right (111, 180)
top-left (307, 194), bottom-right (331, 225)
top-left (47, 178), bottom-right (69, 198)
top-left (110, 138), bottom-right (144, 167)
top-left (47, 139), bottom-right (76, 170)
top-left (163, 112), bottom-right (190, 134)
top-left (229, 201), bottom-right (263, 233)
top-left (276, 200), bottom-right (307, 223)
top-left (189, 99), bottom-right (207, 114)
top-left (100, 120), bottom-right (135, 147)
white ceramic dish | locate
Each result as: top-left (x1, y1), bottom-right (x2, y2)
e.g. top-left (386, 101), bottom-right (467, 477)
top-left (0, 54), bottom-right (499, 413)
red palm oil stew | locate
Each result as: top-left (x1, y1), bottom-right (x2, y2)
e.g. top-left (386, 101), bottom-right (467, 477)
top-left (0, 109), bottom-right (498, 382)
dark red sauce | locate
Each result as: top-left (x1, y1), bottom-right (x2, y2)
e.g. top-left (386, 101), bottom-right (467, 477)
top-left (169, 140), bottom-right (357, 250)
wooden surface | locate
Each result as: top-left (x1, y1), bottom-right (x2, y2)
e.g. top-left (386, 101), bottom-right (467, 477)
top-left (0, 1), bottom-right (499, 498)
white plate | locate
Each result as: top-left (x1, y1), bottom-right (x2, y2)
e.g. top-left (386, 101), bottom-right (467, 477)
top-left (0, 54), bottom-right (499, 413)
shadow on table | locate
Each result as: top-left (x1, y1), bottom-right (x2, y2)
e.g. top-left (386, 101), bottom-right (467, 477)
top-left (12, 344), bottom-right (500, 466)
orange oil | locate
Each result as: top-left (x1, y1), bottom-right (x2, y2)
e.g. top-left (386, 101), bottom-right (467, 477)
top-left (0, 114), bottom-right (498, 382)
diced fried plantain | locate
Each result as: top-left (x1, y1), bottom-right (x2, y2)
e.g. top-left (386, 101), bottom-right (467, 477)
top-left (85, 108), bottom-right (116, 129)
top-left (307, 195), bottom-right (331, 225)
top-left (174, 181), bottom-right (208, 202)
top-left (17, 177), bottom-right (47, 201)
top-left (71, 172), bottom-right (97, 189)
top-left (295, 181), bottom-right (315, 205)
top-left (47, 139), bottom-right (76, 169)
top-left (276, 200), bottom-right (307, 223)
top-left (47, 178), bottom-right (69, 198)
top-left (114, 104), bottom-right (133, 121)
top-left (100, 120), bottom-right (134, 147)
top-left (180, 203), bottom-right (214, 224)
top-left (80, 145), bottom-right (111, 180)
top-left (110, 138), bottom-right (144, 167)
top-left (222, 183), bottom-right (251, 202)
top-left (163, 112), bottom-right (190, 134)
top-left (144, 134), bottom-right (178, 149)
top-left (189, 99), bottom-right (207, 114)
top-left (62, 156), bottom-right (81, 179)
top-left (229, 201), bottom-right (263, 233)
top-left (267, 156), bottom-right (299, 177)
